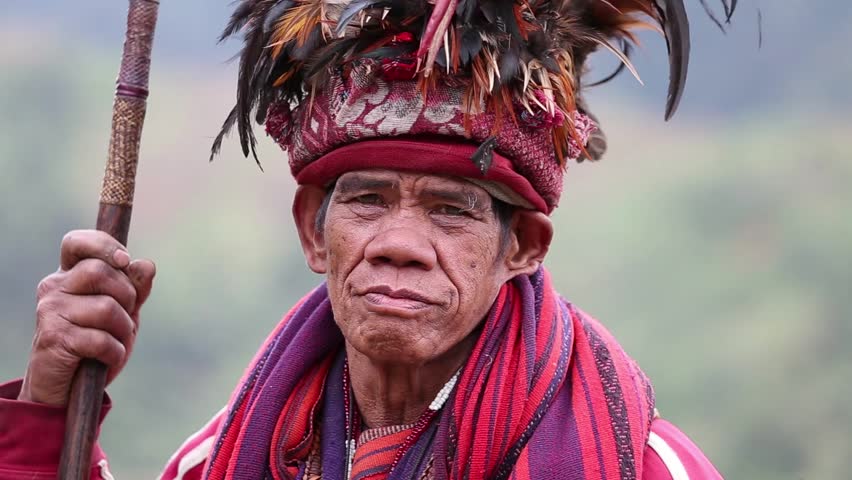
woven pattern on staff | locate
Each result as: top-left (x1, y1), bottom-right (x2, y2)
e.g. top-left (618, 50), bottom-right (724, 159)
top-left (119, 0), bottom-right (158, 88)
top-left (99, 0), bottom-right (159, 206)
top-left (101, 96), bottom-right (146, 206)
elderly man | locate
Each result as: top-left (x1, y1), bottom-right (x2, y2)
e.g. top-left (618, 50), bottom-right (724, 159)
top-left (0, 0), bottom-right (733, 479)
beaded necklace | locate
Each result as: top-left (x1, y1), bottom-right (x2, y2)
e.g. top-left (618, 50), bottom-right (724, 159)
top-left (342, 360), bottom-right (461, 480)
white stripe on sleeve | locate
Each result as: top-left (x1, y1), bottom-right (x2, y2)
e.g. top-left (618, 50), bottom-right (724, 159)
top-left (647, 431), bottom-right (690, 480)
top-left (176, 436), bottom-right (215, 480)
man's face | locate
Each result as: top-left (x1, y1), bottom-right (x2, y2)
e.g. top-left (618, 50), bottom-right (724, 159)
top-left (318, 170), bottom-right (512, 365)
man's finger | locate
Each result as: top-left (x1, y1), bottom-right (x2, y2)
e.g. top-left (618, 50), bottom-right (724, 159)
top-left (38, 294), bottom-right (136, 348)
top-left (128, 259), bottom-right (156, 318)
top-left (61, 325), bottom-right (128, 370)
top-left (60, 258), bottom-right (138, 313)
top-left (60, 230), bottom-right (130, 271)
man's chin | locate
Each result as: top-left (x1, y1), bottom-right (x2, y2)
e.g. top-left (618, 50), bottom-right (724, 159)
top-left (347, 322), bottom-right (435, 365)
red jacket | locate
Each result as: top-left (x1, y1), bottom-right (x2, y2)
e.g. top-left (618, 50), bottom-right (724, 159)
top-left (0, 379), bottom-right (723, 480)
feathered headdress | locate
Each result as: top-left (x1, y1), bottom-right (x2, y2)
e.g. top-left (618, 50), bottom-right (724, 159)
top-left (212, 0), bottom-right (737, 211)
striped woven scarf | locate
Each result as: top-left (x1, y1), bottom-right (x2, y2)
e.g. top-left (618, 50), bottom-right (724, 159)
top-left (203, 268), bottom-right (655, 480)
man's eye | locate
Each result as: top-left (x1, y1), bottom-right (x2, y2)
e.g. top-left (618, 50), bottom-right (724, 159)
top-left (353, 194), bottom-right (385, 206)
top-left (435, 205), bottom-right (469, 217)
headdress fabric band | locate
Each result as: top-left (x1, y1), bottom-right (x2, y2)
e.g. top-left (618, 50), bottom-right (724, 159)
top-left (295, 138), bottom-right (549, 213)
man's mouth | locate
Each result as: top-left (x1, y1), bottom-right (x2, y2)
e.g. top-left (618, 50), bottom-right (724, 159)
top-left (361, 285), bottom-right (435, 311)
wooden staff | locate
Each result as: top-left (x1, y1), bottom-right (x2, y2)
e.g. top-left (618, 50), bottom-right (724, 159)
top-left (58, 1), bottom-right (159, 478)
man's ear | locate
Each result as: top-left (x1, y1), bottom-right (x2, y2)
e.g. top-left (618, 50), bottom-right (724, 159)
top-left (504, 210), bottom-right (553, 277)
top-left (293, 185), bottom-right (329, 274)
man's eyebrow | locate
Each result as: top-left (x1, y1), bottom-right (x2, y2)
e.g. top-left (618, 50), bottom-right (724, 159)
top-left (335, 176), bottom-right (397, 195)
top-left (422, 187), bottom-right (488, 210)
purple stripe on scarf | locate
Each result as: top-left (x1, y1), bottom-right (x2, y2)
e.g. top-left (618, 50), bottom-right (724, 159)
top-left (230, 291), bottom-right (343, 479)
top-left (389, 414), bottom-right (441, 480)
top-left (531, 305), bottom-right (558, 385)
top-left (320, 352), bottom-right (348, 480)
top-left (518, 276), bottom-right (538, 390)
top-left (487, 333), bottom-right (512, 464)
top-left (207, 285), bottom-right (332, 471)
top-left (427, 389), bottom-right (456, 480)
top-left (525, 371), bottom-right (585, 479)
top-left (575, 355), bottom-right (610, 480)
top-left (531, 269), bottom-right (545, 319)
top-left (247, 286), bottom-right (333, 406)
top-left (492, 299), bottom-right (572, 480)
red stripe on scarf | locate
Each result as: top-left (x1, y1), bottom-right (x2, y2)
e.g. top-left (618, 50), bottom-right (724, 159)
top-left (270, 356), bottom-right (334, 480)
top-left (204, 289), bottom-right (324, 480)
top-left (569, 359), bottom-right (605, 480)
top-left (449, 270), bottom-right (571, 480)
top-left (206, 399), bottom-right (248, 480)
top-left (350, 427), bottom-right (413, 480)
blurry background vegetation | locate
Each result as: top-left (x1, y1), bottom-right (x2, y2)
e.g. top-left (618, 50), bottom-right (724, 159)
top-left (1, 1), bottom-right (850, 479)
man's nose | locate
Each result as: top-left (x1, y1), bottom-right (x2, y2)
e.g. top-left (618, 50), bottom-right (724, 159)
top-left (364, 225), bottom-right (437, 270)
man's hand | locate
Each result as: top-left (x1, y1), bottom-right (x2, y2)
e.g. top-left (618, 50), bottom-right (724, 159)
top-left (18, 230), bottom-right (156, 406)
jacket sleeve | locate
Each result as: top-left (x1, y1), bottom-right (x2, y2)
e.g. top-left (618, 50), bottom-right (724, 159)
top-left (643, 418), bottom-right (724, 480)
top-left (0, 379), bottom-right (113, 480)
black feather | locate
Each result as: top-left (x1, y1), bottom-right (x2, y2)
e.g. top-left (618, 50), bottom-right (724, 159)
top-left (266, 51), bottom-right (294, 87)
top-left (336, 0), bottom-right (384, 35)
top-left (697, 0), bottom-right (726, 32)
top-left (725, 0), bottom-right (738, 22)
top-left (459, 28), bottom-right (483, 65)
top-left (359, 43), bottom-right (418, 59)
top-left (456, 0), bottom-right (477, 25)
top-left (210, 105), bottom-right (239, 161)
top-left (479, 0), bottom-right (496, 24)
top-left (235, 25), bottom-right (268, 163)
top-left (263, 0), bottom-right (296, 32)
top-left (498, 39), bottom-right (520, 84)
top-left (291, 26), bottom-right (323, 61)
top-left (524, 29), bottom-right (549, 59)
top-left (655, 0), bottom-right (690, 121)
top-left (586, 41), bottom-right (631, 88)
top-left (304, 39), bottom-right (357, 82)
top-left (493, 0), bottom-right (521, 39)
top-left (220, 0), bottom-right (256, 41)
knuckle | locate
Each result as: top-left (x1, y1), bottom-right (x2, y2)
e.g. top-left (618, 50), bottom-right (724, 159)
top-left (95, 336), bottom-right (124, 364)
top-left (35, 296), bottom-right (58, 321)
top-left (36, 276), bottom-right (58, 299)
top-left (79, 258), bottom-right (111, 279)
top-left (93, 296), bottom-right (120, 318)
top-left (91, 334), bottom-right (110, 355)
top-left (34, 324), bottom-right (63, 350)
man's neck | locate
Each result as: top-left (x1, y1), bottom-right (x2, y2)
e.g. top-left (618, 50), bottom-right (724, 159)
top-left (345, 334), bottom-right (476, 428)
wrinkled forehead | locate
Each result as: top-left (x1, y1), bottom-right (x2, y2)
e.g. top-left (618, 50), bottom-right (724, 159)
top-left (332, 169), bottom-right (534, 210)
top-left (335, 170), bottom-right (490, 198)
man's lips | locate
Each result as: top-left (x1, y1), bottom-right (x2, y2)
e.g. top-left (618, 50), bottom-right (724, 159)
top-left (359, 285), bottom-right (437, 311)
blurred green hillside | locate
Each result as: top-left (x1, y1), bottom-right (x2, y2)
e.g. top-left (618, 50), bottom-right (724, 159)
top-left (2, 7), bottom-right (851, 480)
